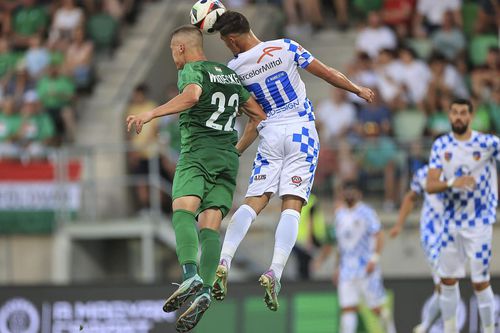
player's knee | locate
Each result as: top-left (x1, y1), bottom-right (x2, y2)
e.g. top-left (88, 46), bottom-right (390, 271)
top-left (244, 194), bottom-right (270, 214)
top-left (198, 208), bottom-right (223, 230)
top-left (281, 195), bottom-right (304, 212)
top-left (172, 196), bottom-right (201, 212)
top-left (472, 281), bottom-right (490, 292)
top-left (371, 307), bottom-right (382, 316)
top-left (441, 278), bottom-right (458, 286)
top-left (341, 306), bottom-right (358, 313)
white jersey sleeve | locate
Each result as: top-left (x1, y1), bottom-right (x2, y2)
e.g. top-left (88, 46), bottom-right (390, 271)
top-left (227, 39), bottom-right (316, 125)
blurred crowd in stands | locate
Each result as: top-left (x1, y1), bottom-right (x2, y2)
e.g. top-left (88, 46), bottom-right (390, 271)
top-left (0, 0), bottom-right (143, 162)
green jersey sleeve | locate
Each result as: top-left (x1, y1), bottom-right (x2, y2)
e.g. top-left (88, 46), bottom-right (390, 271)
top-left (178, 63), bottom-right (204, 93)
top-left (238, 83), bottom-right (251, 105)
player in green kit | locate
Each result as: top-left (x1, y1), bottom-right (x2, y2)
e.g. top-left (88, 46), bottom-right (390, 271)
top-left (126, 25), bottom-right (266, 332)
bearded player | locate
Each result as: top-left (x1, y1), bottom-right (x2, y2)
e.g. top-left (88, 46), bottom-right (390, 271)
top-left (127, 25), bottom-right (266, 332)
top-left (427, 99), bottom-right (499, 333)
top-left (211, 11), bottom-right (374, 311)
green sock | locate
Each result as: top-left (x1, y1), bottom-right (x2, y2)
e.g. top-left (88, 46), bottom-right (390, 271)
top-left (199, 228), bottom-right (221, 290)
top-left (182, 263), bottom-right (198, 281)
top-left (172, 209), bottom-right (199, 280)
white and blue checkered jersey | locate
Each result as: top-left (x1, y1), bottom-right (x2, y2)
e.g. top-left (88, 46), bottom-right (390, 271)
top-left (228, 39), bottom-right (315, 125)
top-left (411, 165), bottom-right (443, 237)
top-left (428, 131), bottom-right (500, 228)
top-left (335, 202), bottom-right (381, 280)
top-left (411, 165), bottom-right (443, 265)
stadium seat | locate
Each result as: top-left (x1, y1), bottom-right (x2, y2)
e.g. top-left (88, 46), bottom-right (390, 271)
top-left (407, 38), bottom-right (433, 60)
top-left (468, 35), bottom-right (499, 66)
top-left (393, 109), bottom-right (427, 142)
top-left (86, 13), bottom-right (119, 53)
top-left (462, 2), bottom-right (478, 38)
top-left (353, 0), bottom-right (382, 15)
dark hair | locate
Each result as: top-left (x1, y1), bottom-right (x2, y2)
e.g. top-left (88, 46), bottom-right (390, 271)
top-left (450, 98), bottom-right (473, 113)
top-left (342, 180), bottom-right (360, 190)
top-left (170, 24), bottom-right (202, 40)
top-left (428, 52), bottom-right (446, 64)
top-left (399, 46), bottom-right (417, 59)
top-left (213, 11), bottom-right (250, 36)
top-left (134, 83), bottom-right (148, 94)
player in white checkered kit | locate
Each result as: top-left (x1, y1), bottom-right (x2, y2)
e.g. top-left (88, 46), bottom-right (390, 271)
top-left (210, 11), bottom-right (374, 310)
top-left (426, 99), bottom-right (499, 333)
top-left (390, 164), bottom-right (445, 332)
top-left (314, 181), bottom-right (396, 333)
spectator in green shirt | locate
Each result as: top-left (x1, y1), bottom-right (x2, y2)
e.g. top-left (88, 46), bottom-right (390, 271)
top-left (17, 90), bottom-right (54, 160)
top-left (0, 97), bottom-right (21, 160)
top-left (357, 122), bottom-right (399, 211)
top-left (427, 94), bottom-right (452, 137)
top-left (0, 38), bottom-right (18, 78)
top-left (36, 62), bottom-right (76, 142)
top-left (489, 85), bottom-right (500, 133)
top-left (11, 0), bottom-right (49, 50)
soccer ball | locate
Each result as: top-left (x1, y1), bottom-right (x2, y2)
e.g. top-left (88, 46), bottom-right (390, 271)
top-left (190, 0), bottom-right (226, 34)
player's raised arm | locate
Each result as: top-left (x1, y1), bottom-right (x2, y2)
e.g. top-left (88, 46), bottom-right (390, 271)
top-left (305, 59), bottom-right (375, 103)
top-left (235, 96), bottom-right (266, 154)
top-left (390, 190), bottom-right (418, 238)
top-left (126, 84), bottom-right (202, 134)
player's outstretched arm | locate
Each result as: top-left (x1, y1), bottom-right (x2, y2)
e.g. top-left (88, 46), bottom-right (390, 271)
top-left (305, 59), bottom-right (374, 103)
top-left (235, 97), bottom-right (267, 154)
top-left (390, 190), bottom-right (418, 238)
top-left (126, 84), bottom-right (202, 134)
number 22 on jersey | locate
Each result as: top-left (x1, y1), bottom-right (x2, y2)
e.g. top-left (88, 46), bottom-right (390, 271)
top-left (206, 92), bottom-right (238, 131)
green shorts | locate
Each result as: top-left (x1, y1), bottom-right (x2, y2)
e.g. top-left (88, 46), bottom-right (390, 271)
top-left (172, 148), bottom-right (239, 218)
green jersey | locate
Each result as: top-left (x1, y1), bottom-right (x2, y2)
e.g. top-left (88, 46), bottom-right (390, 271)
top-left (177, 61), bottom-right (251, 153)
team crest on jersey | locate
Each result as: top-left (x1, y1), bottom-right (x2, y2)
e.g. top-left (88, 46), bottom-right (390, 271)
top-left (473, 151), bottom-right (481, 161)
top-left (214, 66), bottom-right (222, 72)
top-left (444, 151), bottom-right (453, 161)
top-left (290, 176), bottom-right (302, 186)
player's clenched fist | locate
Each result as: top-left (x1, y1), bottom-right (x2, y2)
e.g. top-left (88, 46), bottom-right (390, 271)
top-left (356, 86), bottom-right (375, 103)
top-left (451, 175), bottom-right (476, 191)
top-left (126, 111), bottom-right (154, 134)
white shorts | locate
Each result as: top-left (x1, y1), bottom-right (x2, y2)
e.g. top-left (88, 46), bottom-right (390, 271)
top-left (246, 121), bottom-right (319, 203)
top-left (338, 269), bottom-right (386, 309)
top-left (438, 224), bottom-right (493, 283)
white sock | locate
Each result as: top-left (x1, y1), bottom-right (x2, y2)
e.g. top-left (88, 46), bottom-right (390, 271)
top-left (380, 307), bottom-right (397, 333)
top-left (341, 311), bottom-right (358, 333)
top-left (421, 291), bottom-right (441, 331)
top-left (220, 204), bottom-right (256, 269)
top-left (440, 283), bottom-right (459, 333)
top-left (269, 209), bottom-right (300, 280)
top-left (475, 286), bottom-right (495, 333)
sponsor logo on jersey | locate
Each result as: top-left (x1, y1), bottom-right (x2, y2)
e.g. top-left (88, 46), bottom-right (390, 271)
top-left (290, 176), bottom-right (302, 186)
top-left (266, 99), bottom-right (300, 118)
top-left (254, 174), bottom-right (266, 181)
top-left (257, 46), bottom-right (283, 63)
top-left (444, 151), bottom-right (452, 161)
top-left (238, 58), bottom-right (283, 81)
top-left (473, 151), bottom-right (481, 161)
top-left (209, 72), bottom-right (241, 85)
